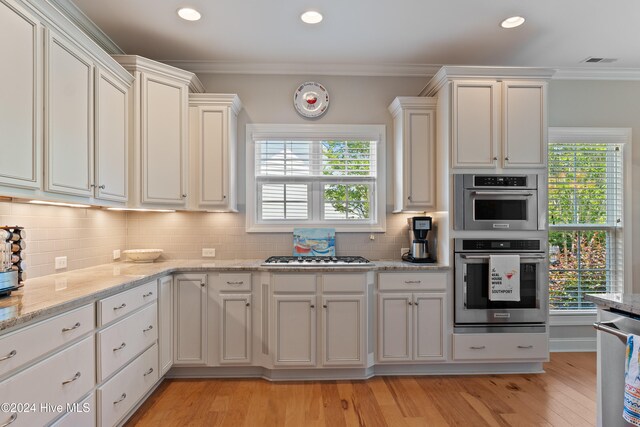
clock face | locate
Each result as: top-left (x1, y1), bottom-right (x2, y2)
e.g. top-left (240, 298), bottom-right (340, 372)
top-left (294, 82), bottom-right (329, 118)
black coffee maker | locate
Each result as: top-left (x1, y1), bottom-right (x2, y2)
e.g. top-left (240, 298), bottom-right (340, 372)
top-left (402, 216), bottom-right (436, 263)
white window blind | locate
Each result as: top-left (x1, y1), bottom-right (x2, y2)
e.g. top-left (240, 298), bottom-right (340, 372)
top-left (548, 141), bottom-right (624, 310)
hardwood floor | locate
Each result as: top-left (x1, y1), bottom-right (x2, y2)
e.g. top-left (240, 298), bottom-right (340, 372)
top-left (125, 352), bottom-right (596, 427)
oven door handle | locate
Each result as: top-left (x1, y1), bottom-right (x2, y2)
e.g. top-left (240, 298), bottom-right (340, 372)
top-left (471, 191), bottom-right (534, 196)
top-left (460, 254), bottom-right (546, 260)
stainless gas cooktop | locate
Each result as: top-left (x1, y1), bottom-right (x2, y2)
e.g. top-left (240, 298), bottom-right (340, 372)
top-left (262, 256), bottom-right (371, 266)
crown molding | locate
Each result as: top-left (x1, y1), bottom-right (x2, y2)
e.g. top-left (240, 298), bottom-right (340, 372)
top-left (552, 67), bottom-right (640, 81)
top-left (420, 66), bottom-right (556, 96)
top-left (388, 96), bottom-right (438, 117)
top-left (46, 0), bottom-right (124, 54)
top-left (161, 60), bottom-right (442, 77)
top-left (113, 55), bottom-right (204, 92)
top-left (189, 93), bottom-right (243, 114)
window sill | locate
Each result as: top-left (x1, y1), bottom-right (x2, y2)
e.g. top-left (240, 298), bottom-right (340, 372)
top-left (246, 223), bottom-right (386, 233)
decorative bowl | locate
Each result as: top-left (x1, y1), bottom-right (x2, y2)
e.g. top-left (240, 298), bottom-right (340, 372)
top-left (123, 249), bottom-right (163, 263)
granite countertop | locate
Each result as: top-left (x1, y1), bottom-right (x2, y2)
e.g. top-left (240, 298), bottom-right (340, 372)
top-left (585, 293), bottom-right (640, 316)
top-left (0, 259), bottom-right (450, 333)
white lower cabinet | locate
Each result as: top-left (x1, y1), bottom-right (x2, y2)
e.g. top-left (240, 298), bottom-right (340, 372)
top-left (97, 302), bottom-right (158, 382)
top-left (98, 343), bottom-right (158, 427)
top-left (321, 294), bottom-right (366, 366)
top-left (219, 293), bottom-right (252, 364)
top-left (158, 275), bottom-right (173, 375)
top-left (377, 273), bottom-right (447, 363)
top-left (0, 336), bottom-right (95, 427)
top-left (51, 393), bottom-right (95, 427)
top-left (273, 294), bottom-right (317, 367)
top-left (174, 273), bottom-right (208, 365)
top-left (271, 273), bottom-right (368, 368)
top-left (452, 332), bottom-right (548, 361)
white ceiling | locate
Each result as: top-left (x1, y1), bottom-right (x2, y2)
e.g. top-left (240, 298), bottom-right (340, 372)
top-left (71, 0), bottom-right (640, 75)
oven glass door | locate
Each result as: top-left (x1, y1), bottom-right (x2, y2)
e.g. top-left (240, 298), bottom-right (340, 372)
top-left (455, 254), bottom-right (547, 324)
top-left (464, 190), bottom-right (538, 230)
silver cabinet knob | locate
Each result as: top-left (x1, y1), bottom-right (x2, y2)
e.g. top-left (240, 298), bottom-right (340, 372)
top-left (246, 302), bottom-right (250, 307)
top-left (182, 194), bottom-right (187, 198)
top-left (310, 304), bottom-right (315, 309)
top-left (493, 156), bottom-right (498, 161)
top-left (99, 185), bottom-right (106, 189)
top-left (505, 157), bottom-right (509, 161)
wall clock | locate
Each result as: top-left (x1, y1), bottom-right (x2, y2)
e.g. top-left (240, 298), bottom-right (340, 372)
top-left (294, 82), bottom-right (329, 118)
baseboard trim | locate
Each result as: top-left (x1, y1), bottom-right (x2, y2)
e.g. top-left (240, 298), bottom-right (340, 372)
top-left (549, 337), bottom-right (597, 352)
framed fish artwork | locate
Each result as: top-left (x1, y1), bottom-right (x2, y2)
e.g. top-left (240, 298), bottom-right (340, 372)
top-left (293, 228), bottom-right (335, 256)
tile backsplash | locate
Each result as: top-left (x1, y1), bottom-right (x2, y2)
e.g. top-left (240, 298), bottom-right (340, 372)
top-left (3, 201), bottom-right (415, 279)
top-left (125, 209), bottom-right (413, 261)
top-left (0, 201), bottom-right (126, 278)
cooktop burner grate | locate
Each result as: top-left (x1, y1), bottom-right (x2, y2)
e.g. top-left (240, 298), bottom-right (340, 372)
top-left (263, 256), bottom-right (371, 266)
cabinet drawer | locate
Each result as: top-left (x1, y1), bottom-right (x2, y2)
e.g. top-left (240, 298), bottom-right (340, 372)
top-left (219, 273), bottom-right (251, 292)
top-left (98, 280), bottom-right (157, 326)
top-left (51, 392), bottom-right (95, 427)
top-left (0, 336), bottom-right (95, 427)
top-left (272, 274), bottom-right (316, 293)
top-left (378, 273), bottom-right (446, 291)
top-left (453, 332), bottom-right (548, 361)
top-left (97, 302), bottom-right (158, 382)
top-left (322, 273), bottom-right (366, 293)
top-left (98, 343), bottom-right (159, 427)
top-left (0, 304), bottom-right (94, 379)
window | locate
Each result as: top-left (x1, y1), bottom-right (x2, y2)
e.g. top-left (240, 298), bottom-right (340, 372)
top-left (548, 128), bottom-right (631, 311)
top-left (246, 124), bottom-right (386, 232)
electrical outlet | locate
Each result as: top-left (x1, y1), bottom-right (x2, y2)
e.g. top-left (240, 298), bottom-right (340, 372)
top-left (55, 256), bottom-right (67, 270)
top-left (401, 247), bottom-right (409, 256)
top-left (202, 248), bottom-right (216, 258)
top-left (113, 249), bottom-right (121, 260)
top-left (369, 234), bottom-right (376, 241)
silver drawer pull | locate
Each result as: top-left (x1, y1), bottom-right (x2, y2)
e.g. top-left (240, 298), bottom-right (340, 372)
top-left (113, 342), bottom-right (126, 352)
top-left (470, 346), bottom-right (486, 350)
top-left (1, 413), bottom-right (17, 426)
top-left (517, 345), bottom-right (534, 349)
top-left (0, 350), bottom-right (17, 361)
top-left (227, 281), bottom-right (244, 285)
top-left (113, 303), bottom-right (127, 311)
top-left (404, 280), bottom-right (421, 284)
top-left (113, 393), bottom-right (127, 405)
top-left (143, 325), bottom-right (154, 332)
top-left (143, 367), bottom-right (154, 377)
top-left (143, 292), bottom-right (153, 298)
top-left (62, 371), bottom-right (81, 385)
top-left (62, 322), bottom-right (81, 332)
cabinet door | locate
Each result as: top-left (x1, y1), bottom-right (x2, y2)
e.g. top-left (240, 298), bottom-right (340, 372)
top-left (413, 293), bottom-right (446, 361)
top-left (0, 0), bottom-right (41, 189)
top-left (273, 295), bottom-right (316, 366)
top-left (451, 80), bottom-right (499, 168)
top-left (502, 80), bottom-right (547, 168)
top-left (403, 108), bottom-right (435, 210)
top-left (174, 274), bottom-right (207, 365)
top-left (158, 276), bottom-right (173, 375)
top-left (191, 105), bottom-right (229, 209)
top-left (45, 29), bottom-right (94, 196)
top-left (95, 67), bottom-right (128, 202)
top-left (141, 73), bottom-right (188, 205)
top-left (219, 293), bottom-right (252, 364)
top-left (377, 293), bottom-right (412, 362)
top-left (321, 295), bottom-right (365, 366)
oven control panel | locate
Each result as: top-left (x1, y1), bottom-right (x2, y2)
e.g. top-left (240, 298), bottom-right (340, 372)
top-left (473, 175), bottom-right (528, 187)
top-left (459, 239), bottom-right (541, 251)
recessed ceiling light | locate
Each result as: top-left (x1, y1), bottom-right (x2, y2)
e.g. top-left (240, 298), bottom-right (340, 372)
top-left (301, 11), bottom-right (323, 24)
top-left (500, 16), bottom-right (525, 29)
top-left (177, 7), bottom-right (201, 21)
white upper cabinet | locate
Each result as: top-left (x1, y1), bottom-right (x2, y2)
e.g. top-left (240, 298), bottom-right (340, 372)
top-left (388, 97), bottom-right (437, 212)
top-left (0, 0), bottom-right (41, 190)
top-left (189, 94), bottom-right (242, 212)
top-left (95, 67), bottom-right (128, 202)
top-left (114, 55), bottom-right (204, 209)
top-left (44, 28), bottom-right (94, 197)
top-left (501, 80), bottom-right (548, 168)
top-left (451, 79), bottom-right (547, 169)
top-left (451, 80), bottom-right (500, 168)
